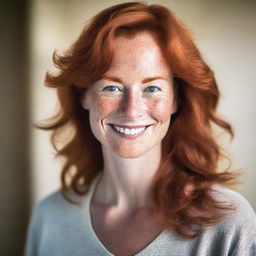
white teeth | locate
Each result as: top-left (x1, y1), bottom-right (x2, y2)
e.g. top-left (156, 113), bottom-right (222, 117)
top-left (113, 125), bottom-right (146, 135)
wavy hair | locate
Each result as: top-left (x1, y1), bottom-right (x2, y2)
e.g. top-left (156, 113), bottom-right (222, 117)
top-left (38, 2), bottom-right (240, 239)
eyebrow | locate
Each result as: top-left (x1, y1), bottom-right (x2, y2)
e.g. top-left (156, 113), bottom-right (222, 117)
top-left (101, 75), bottom-right (169, 84)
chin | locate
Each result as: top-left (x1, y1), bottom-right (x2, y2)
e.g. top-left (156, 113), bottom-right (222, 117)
top-left (116, 152), bottom-right (144, 159)
top-left (113, 146), bottom-right (146, 159)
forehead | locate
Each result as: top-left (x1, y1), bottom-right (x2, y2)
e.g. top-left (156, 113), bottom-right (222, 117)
top-left (105, 32), bottom-right (171, 80)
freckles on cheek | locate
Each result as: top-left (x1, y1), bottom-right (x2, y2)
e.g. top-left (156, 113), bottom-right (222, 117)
top-left (150, 99), bottom-right (173, 121)
top-left (93, 96), bottom-right (116, 116)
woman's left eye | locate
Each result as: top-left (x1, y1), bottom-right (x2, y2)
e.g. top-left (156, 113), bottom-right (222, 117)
top-left (144, 86), bottom-right (161, 93)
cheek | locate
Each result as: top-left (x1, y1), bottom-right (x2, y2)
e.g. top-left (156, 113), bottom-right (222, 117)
top-left (149, 98), bottom-right (173, 121)
top-left (89, 94), bottom-right (119, 117)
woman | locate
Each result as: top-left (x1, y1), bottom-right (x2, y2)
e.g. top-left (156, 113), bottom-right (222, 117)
top-left (25, 2), bottom-right (256, 256)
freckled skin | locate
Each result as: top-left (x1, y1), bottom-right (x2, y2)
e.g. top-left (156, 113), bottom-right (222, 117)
top-left (82, 32), bottom-right (176, 158)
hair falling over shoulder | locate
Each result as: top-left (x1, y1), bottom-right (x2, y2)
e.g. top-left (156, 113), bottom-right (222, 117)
top-left (37, 2), bottom-right (241, 239)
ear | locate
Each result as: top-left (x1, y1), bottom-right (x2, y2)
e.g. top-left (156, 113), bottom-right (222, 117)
top-left (80, 89), bottom-right (89, 110)
top-left (171, 78), bottom-right (180, 115)
top-left (171, 100), bottom-right (177, 115)
top-left (170, 93), bottom-right (179, 115)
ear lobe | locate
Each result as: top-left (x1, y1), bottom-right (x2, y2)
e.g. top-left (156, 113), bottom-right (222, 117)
top-left (171, 98), bottom-right (179, 115)
top-left (171, 78), bottom-right (180, 115)
top-left (80, 90), bottom-right (89, 110)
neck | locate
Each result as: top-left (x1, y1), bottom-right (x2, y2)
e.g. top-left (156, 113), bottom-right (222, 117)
top-left (93, 144), bottom-right (162, 212)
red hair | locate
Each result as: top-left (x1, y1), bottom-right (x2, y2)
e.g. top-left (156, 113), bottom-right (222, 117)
top-left (38, 2), bottom-right (240, 239)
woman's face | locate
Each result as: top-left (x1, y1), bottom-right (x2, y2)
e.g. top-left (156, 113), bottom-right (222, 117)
top-left (82, 32), bottom-right (176, 158)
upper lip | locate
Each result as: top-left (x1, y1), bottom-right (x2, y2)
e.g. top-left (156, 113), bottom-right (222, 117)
top-left (110, 124), bottom-right (151, 129)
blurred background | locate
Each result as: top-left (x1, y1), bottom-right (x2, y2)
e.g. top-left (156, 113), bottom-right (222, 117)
top-left (1, 0), bottom-right (255, 255)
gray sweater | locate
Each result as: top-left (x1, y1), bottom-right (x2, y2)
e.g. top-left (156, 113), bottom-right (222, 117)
top-left (25, 174), bottom-right (256, 256)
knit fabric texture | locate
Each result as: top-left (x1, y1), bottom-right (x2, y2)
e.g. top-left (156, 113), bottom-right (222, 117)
top-left (25, 175), bottom-right (256, 256)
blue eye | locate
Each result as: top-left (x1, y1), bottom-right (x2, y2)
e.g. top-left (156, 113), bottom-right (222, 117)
top-left (103, 86), bottom-right (121, 92)
top-left (145, 86), bottom-right (161, 93)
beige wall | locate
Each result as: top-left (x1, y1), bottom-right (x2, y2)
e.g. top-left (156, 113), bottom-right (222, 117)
top-left (30, 0), bottom-right (256, 209)
top-left (0, 0), bottom-right (31, 254)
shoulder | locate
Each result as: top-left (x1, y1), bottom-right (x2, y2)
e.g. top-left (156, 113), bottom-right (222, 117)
top-left (211, 185), bottom-right (256, 225)
top-left (204, 185), bottom-right (256, 254)
top-left (25, 189), bottom-right (90, 245)
top-left (34, 190), bottom-right (67, 214)
top-left (181, 185), bottom-right (256, 255)
top-left (31, 188), bottom-right (89, 223)
top-left (25, 185), bottom-right (98, 256)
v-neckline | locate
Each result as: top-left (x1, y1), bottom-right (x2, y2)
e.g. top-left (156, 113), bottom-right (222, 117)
top-left (83, 173), bottom-right (170, 255)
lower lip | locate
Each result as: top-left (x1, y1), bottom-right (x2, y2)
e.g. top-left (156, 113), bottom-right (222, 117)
top-left (110, 125), bottom-right (149, 139)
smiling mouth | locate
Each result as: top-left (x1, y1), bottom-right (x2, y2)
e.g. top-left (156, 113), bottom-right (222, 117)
top-left (110, 124), bottom-right (151, 136)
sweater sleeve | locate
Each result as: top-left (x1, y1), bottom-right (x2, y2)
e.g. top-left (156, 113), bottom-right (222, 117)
top-left (212, 186), bottom-right (256, 256)
top-left (24, 202), bottom-right (43, 256)
top-left (230, 233), bottom-right (256, 256)
top-left (230, 194), bottom-right (256, 256)
top-left (248, 236), bottom-right (256, 256)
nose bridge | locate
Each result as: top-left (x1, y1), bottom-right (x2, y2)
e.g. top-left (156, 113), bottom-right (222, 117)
top-left (121, 87), bottom-right (143, 118)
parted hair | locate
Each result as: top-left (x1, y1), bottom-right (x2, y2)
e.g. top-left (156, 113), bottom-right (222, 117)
top-left (39, 2), bottom-right (240, 239)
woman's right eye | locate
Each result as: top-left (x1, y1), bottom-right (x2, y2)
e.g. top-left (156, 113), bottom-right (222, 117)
top-left (102, 86), bottom-right (121, 92)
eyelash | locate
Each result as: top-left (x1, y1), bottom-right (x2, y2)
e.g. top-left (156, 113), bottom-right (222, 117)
top-left (144, 86), bottom-right (161, 93)
top-left (102, 86), bottom-right (122, 92)
top-left (102, 86), bottom-right (161, 93)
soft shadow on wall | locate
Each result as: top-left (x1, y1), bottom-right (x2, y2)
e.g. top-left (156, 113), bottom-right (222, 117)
top-left (0, 0), bottom-right (31, 255)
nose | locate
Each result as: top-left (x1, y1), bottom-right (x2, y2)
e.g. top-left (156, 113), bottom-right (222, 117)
top-left (119, 89), bottom-right (144, 119)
